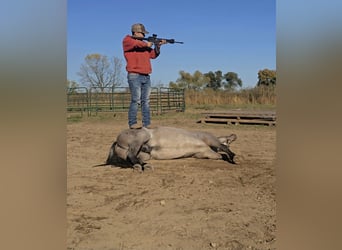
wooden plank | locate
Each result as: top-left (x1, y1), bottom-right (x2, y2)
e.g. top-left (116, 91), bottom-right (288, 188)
top-left (202, 110), bottom-right (276, 115)
top-left (198, 118), bottom-right (276, 126)
top-left (197, 110), bottom-right (276, 126)
top-left (205, 114), bottom-right (276, 121)
top-left (203, 111), bottom-right (276, 118)
top-left (206, 113), bottom-right (275, 116)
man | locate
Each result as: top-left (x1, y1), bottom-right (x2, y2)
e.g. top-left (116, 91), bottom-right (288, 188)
top-left (122, 23), bottom-right (166, 129)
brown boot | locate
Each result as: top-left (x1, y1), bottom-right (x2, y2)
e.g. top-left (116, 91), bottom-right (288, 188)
top-left (130, 123), bottom-right (142, 129)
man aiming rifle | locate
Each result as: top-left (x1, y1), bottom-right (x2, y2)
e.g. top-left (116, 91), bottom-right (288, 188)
top-left (122, 23), bottom-right (183, 129)
top-left (133, 33), bottom-right (183, 55)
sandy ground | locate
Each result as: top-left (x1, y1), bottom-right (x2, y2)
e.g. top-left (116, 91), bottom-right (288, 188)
top-left (67, 114), bottom-right (276, 250)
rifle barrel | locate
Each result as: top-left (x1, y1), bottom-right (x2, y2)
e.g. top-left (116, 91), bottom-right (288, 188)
top-left (162, 39), bottom-right (184, 44)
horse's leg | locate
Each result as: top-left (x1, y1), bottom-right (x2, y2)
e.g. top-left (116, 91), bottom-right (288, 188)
top-left (217, 144), bottom-right (236, 164)
top-left (217, 134), bottom-right (237, 146)
top-left (127, 141), bottom-right (146, 171)
top-left (117, 129), bottom-right (151, 171)
top-left (193, 149), bottom-right (222, 160)
top-left (128, 141), bottom-right (156, 172)
top-left (198, 133), bottom-right (236, 164)
top-left (137, 150), bottom-right (154, 172)
top-left (140, 144), bottom-right (152, 153)
top-left (105, 142), bottom-right (130, 166)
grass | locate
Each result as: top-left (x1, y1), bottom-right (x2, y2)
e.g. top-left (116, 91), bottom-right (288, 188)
top-left (66, 104), bottom-right (276, 128)
top-left (188, 103), bottom-right (276, 112)
top-left (67, 115), bottom-right (83, 123)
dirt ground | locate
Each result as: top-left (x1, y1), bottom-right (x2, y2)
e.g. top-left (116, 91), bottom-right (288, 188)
top-left (67, 113), bottom-right (276, 250)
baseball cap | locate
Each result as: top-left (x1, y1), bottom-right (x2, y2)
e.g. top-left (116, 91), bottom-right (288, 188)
top-left (131, 23), bottom-right (149, 34)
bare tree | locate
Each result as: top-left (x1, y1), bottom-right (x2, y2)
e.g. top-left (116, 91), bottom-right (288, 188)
top-left (112, 57), bottom-right (124, 88)
top-left (67, 79), bottom-right (79, 89)
top-left (67, 79), bottom-right (79, 94)
top-left (77, 53), bottom-right (124, 92)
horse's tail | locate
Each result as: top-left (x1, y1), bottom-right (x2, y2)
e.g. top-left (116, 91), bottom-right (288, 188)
top-left (92, 163), bottom-right (109, 167)
top-left (105, 141), bottom-right (117, 165)
top-left (92, 141), bottom-right (117, 168)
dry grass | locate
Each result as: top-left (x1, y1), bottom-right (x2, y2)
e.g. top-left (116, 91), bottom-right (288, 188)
top-left (185, 86), bottom-right (276, 106)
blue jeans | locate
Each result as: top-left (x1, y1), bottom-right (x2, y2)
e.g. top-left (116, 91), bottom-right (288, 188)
top-left (127, 73), bottom-right (151, 127)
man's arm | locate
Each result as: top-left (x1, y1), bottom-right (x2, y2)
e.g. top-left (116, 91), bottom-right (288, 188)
top-left (123, 35), bottom-right (152, 52)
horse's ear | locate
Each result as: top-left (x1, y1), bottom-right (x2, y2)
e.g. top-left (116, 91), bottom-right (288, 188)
top-left (218, 134), bottom-right (237, 145)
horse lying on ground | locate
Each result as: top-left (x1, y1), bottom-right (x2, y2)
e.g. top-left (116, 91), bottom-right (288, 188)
top-left (102, 126), bottom-right (237, 171)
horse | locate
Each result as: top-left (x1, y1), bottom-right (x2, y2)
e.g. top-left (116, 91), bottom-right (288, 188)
top-left (103, 126), bottom-right (237, 171)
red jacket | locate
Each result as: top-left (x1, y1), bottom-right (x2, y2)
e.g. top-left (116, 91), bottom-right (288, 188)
top-left (122, 35), bottom-right (159, 75)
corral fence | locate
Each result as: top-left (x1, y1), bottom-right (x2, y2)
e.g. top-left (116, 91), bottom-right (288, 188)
top-left (67, 86), bottom-right (185, 117)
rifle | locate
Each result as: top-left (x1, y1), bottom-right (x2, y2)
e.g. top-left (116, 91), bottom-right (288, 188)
top-left (133, 34), bottom-right (184, 45)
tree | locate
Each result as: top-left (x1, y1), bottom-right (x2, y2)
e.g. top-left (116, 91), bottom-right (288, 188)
top-left (67, 79), bottom-right (79, 89)
top-left (169, 70), bottom-right (208, 90)
top-left (204, 70), bottom-right (223, 90)
top-left (77, 53), bottom-right (124, 91)
top-left (223, 72), bottom-right (242, 90)
top-left (203, 71), bottom-right (242, 91)
top-left (169, 70), bottom-right (243, 91)
top-left (257, 69), bottom-right (276, 86)
top-left (67, 79), bottom-right (79, 93)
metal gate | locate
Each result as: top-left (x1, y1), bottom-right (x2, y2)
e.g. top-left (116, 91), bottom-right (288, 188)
top-left (67, 86), bottom-right (185, 116)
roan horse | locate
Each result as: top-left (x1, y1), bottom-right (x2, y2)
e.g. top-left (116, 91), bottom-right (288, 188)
top-left (103, 126), bottom-right (237, 171)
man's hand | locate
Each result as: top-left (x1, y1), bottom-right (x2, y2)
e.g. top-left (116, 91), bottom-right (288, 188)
top-left (159, 39), bottom-right (167, 46)
top-left (146, 41), bottom-right (153, 47)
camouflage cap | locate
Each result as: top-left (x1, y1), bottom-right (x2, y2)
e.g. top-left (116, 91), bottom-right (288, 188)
top-left (131, 23), bottom-right (149, 34)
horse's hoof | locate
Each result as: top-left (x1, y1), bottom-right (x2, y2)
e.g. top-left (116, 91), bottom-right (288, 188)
top-left (132, 164), bottom-right (143, 173)
top-left (143, 163), bottom-right (154, 172)
top-left (221, 152), bottom-right (236, 164)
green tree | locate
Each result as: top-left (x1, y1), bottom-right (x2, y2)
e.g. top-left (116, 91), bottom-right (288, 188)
top-left (169, 70), bottom-right (208, 90)
top-left (203, 71), bottom-right (242, 91)
top-left (257, 69), bottom-right (276, 86)
top-left (77, 54), bottom-right (124, 91)
top-left (223, 72), bottom-right (242, 90)
top-left (204, 70), bottom-right (223, 90)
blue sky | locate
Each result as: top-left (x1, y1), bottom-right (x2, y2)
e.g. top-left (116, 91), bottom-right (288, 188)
top-left (68, 0), bottom-right (275, 88)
